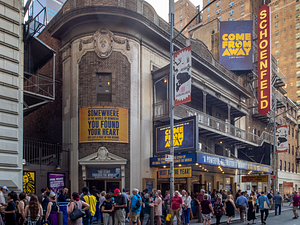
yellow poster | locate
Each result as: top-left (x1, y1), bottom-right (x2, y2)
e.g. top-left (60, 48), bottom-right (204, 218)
top-left (79, 106), bottom-right (128, 143)
top-left (23, 171), bottom-right (35, 194)
top-left (158, 167), bottom-right (192, 179)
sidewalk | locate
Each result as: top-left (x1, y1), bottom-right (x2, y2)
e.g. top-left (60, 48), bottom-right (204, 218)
top-left (190, 203), bottom-right (293, 224)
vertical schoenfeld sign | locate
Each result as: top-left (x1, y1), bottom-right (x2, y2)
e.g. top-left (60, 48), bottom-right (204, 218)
top-left (258, 5), bottom-right (272, 115)
top-left (174, 45), bottom-right (192, 106)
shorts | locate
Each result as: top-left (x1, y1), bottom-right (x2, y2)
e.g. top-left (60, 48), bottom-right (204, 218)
top-left (131, 211), bottom-right (140, 223)
top-left (202, 214), bottom-right (211, 220)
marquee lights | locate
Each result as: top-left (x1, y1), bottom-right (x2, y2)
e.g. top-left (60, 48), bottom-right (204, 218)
top-left (258, 5), bottom-right (272, 115)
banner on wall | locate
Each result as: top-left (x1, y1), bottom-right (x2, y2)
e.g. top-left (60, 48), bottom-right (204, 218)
top-left (219, 21), bottom-right (253, 70)
top-left (276, 125), bottom-right (288, 153)
top-left (48, 173), bottom-right (65, 193)
top-left (79, 106), bottom-right (128, 143)
top-left (174, 45), bottom-right (192, 106)
top-left (23, 171), bottom-right (36, 194)
top-left (158, 167), bottom-right (192, 179)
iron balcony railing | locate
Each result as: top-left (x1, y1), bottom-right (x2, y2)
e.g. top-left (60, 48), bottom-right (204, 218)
top-left (23, 139), bottom-right (70, 168)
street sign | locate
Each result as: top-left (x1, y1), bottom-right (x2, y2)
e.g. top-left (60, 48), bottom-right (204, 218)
top-left (271, 175), bottom-right (275, 179)
top-left (242, 175), bottom-right (268, 183)
top-left (165, 154), bottom-right (174, 162)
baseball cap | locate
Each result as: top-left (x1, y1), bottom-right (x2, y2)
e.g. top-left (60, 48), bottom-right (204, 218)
top-left (1, 186), bottom-right (9, 191)
top-left (114, 188), bottom-right (120, 196)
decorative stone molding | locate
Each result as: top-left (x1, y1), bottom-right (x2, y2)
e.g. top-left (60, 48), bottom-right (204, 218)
top-left (95, 146), bottom-right (110, 161)
top-left (79, 28), bottom-right (130, 58)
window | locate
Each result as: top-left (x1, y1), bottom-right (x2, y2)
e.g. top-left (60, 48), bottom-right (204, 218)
top-left (297, 81), bottom-right (300, 87)
top-left (180, 2), bottom-right (182, 6)
top-left (291, 82), bottom-right (293, 86)
top-left (291, 25), bottom-right (293, 29)
top-left (207, 14), bottom-right (210, 19)
top-left (297, 33), bottom-right (300, 39)
top-left (284, 28), bottom-right (286, 32)
top-left (292, 163), bottom-right (294, 173)
top-left (208, 7), bottom-right (210, 12)
top-left (275, 22), bottom-right (279, 28)
top-left (297, 13), bottom-right (300, 20)
top-left (275, 13), bottom-right (279, 19)
top-left (241, 4), bottom-right (244, 9)
top-left (284, 37), bottom-right (286, 41)
top-left (275, 31), bottom-right (279, 36)
top-left (293, 146), bottom-right (295, 155)
top-left (288, 126), bottom-right (290, 135)
top-left (180, 9), bottom-right (182, 13)
top-left (291, 44), bottom-right (293, 48)
top-left (291, 34), bottom-right (293, 39)
top-left (180, 22), bottom-right (182, 27)
top-left (241, 12), bottom-right (244, 17)
top-left (297, 71), bottom-right (300, 77)
top-left (291, 6), bottom-right (293, 11)
top-left (207, 0), bottom-right (210, 3)
top-left (275, 4), bottom-right (278, 10)
top-left (297, 52), bottom-right (300, 58)
top-left (186, 2), bottom-right (188, 6)
top-left (297, 62), bottom-right (300, 68)
top-left (291, 53), bottom-right (294, 58)
top-left (290, 15), bottom-right (293, 20)
top-left (275, 50), bottom-right (279, 55)
top-left (97, 73), bottom-right (112, 102)
top-left (280, 160), bottom-right (282, 170)
top-left (284, 9), bottom-right (286, 14)
top-left (275, 41), bottom-right (279, 46)
top-left (297, 23), bottom-right (300, 30)
top-left (218, 16), bottom-right (221, 20)
top-left (284, 161), bottom-right (286, 171)
top-left (297, 90), bottom-right (300, 97)
top-left (180, 16), bottom-right (182, 20)
top-left (296, 4), bottom-right (300, 11)
top-left (292, 128), bottom-right (295, 138)
top-left (288, 162), bottom-right (290, 172)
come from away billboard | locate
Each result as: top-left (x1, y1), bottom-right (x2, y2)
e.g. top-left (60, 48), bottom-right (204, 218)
top-left (219, 21), bottom-right (253, 71)
top-left (154, 116), bottom-right (198, 155)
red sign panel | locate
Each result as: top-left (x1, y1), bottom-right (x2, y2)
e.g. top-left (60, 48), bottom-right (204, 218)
top-left (271, 175), bottom-right (275, 179)
top-left (258, 5), bottom-right (272, 115)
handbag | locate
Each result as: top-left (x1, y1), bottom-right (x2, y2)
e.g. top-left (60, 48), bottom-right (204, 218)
top-left (263, 197), bottom-right (269, 209)
top-left (69, 202), bottom-right (86, 221)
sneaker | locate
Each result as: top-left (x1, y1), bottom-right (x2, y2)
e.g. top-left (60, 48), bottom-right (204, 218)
top-left (125, 219), bottom-right (129, 222)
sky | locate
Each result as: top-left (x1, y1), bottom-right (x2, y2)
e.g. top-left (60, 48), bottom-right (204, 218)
top-left (145, 0), bottom-right (202, 21)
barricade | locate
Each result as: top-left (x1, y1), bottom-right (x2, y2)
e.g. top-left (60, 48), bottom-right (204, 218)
top-left (58, 202), bottom-right (68, 225)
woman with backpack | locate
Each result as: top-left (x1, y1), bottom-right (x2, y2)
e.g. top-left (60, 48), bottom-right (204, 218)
top-left (213, 197), bottom-right (225, 225)
top-left (67, 192), bottom-right (90, 225)
top-left (24, 194), bottom-right (43, 225)
top-left (45, 194), bottom-right (59, 225)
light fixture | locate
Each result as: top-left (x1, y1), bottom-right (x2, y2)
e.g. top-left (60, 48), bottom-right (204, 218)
top-left (222, 171), bottom-right (224, 174)
top-left (207, 170), bottom-right (209, 172)
top-left (163, 165), bottom-right (166, 168)
top-left (22, 159), bottom-right (26, 165)
top-left (196, 163), bottom-right (199, 165)
top-left (220, 141), bottom-right (222, 144)
top-left (164, 78), bottom-right (167, 83)
top-left (56, 165), bottom-right (61, 170)
top-left (179, 164), bottom-right (182, 167)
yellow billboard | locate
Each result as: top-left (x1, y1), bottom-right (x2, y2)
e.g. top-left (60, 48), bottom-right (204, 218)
top-left (242, 175), bottom-right (268, 183)
top-left (79, 106), bottom-right (128, 143)
top-left (23, 171), bottom-right (36, 194)
top-left (158, 167), bottom-right (192, 179)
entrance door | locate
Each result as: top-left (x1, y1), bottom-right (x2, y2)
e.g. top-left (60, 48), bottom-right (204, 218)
top-left (88, 180), bottom-right (105, 191)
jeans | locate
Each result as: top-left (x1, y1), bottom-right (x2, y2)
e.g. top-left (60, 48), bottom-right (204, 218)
top-left (142, 214), bottom-right (150, 225)
top-left (216, 215), bottom-right (222, 225)
top-left (275, 204), bottom-right (281, 215)
top-left (238, 206), bottom-right (246, 222)
top-left (260, 209), bottom-right (269, 223)
top-left (103, 213), bottom-right (113, 225)
top-left (183, 208), bottom-right (190, 224)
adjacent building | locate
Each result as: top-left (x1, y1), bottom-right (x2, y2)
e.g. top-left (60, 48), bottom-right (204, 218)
top-left (0, 0), bottom-right (24, 190)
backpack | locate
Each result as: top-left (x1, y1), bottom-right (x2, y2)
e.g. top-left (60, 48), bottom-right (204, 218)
top-left (267, 193), bottom-right (272, 199)
top-left (133, 196), bottom-right (142, 210)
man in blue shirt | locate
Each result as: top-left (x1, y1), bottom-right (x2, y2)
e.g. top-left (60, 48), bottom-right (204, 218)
top-left (273, 192), bottom-right (283, 215)
top-left (130, 188), bottom-right (142, 225)
top-left (236, 192), bottom-right (248, 222)
top-left (258, 192), bottom-right (270, 224)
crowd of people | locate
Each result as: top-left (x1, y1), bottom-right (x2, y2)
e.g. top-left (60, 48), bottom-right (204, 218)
top-left (0, 185), bottom-right (299, 225)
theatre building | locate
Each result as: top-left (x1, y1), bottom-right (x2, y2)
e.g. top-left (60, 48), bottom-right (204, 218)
top-left (32, 0), bottom-right (281, 193)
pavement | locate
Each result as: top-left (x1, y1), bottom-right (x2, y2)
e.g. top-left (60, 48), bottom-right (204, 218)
top-left (189, 203), bottom-right (297, 225)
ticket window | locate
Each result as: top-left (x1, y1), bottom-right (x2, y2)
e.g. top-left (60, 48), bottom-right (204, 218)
top-left (88, 180), bottom-right (120, 192)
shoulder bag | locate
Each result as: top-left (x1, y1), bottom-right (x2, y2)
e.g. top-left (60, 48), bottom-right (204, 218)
top-left (69, 202), bottom-right (85, 221)
top-left (263, 197), bottom-right (269, 209)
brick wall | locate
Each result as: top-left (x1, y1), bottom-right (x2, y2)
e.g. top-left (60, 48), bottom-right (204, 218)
top-left (78, 51), bottom-right (131, 189)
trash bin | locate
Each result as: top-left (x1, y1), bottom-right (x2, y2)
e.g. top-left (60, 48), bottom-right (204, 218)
top-left (58, 202), bottom-right (69, 225)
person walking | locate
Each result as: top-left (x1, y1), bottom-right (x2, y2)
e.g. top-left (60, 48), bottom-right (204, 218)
top-left (101, 193), bottom-right (114, 225)
top-left (2, 191), bottom-right (17, 225)
top-left (236, 192), bottom-right (248, 222)
top-left (213, 197), bottom-right (225, 225)
top-left (247, 196), bottom-right (256, 224)
top-left (67, 192), bottom-right (90, 225)
top-left (267, 191), bottom-right (273, 209)
top-left (17, 192), bottom-right (28, 225)
top-left (45, 194), bottom-right (59, 225)
top-left (273, 192), bottom-right (283, 216)
top-left (224, 195), bottom-right (236, 224)
top-left (182, 191), bottom-right (191, 225)
top-left (24, 194), bottom-right (43, 225)
top-left (258, 192), bottom-right (270, 224)
top-left (289, 191), bottom-right (299, 219)
top-left (170, 191), bottom-right (182, 225)
top-left (154, 190), bottom-right (162, 225)
top-left (200, 194), bottom-right (213, 225)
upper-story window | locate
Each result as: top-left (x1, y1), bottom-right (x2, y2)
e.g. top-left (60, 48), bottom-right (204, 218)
top-left (280, 160), bottom-right (282, 170)
top-left (284, 161), bottom-right (286, 171)
top-left (275, 41), bottom-right (279, 46)
top-left (275, 4), bottom-right (278, 10)
top-left (207, 0), bottom-right (210, 3)
top-left (207, 14), bottom-right (210, 19)
top-left (275, 31), bottom-right (279, 36)
top-left (180, 9), bottom-right (182, 13)
top-left (180, 16), bottom-right (182, 21)
top-left (241, 12), bottom-right (244, 17)
top-left (180, 22), bottom-right (182, 27)
top-left (97, 73), bottom-right (112, 102)
top-left (180, 2), bottom-right (182, 6)
top-left (241, 4), bottom-right (244, 9)
top-left (275, 22), bottom-right (279, 28)
top-left (275, 50), bottom-right (279, 55)
top-left (275, 13), bottom-right (279, 19)
top-left (186, 3), bottom-right (188, 6)
top-left (208, 7), bottom-right (210, 12)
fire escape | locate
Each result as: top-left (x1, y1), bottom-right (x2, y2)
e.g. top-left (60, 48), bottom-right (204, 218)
top-left (23, 0), bottom-right (55, 115)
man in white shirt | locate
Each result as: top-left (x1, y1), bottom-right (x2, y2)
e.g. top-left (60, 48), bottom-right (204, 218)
top-left (0, 186), bottom-right (9, 206)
